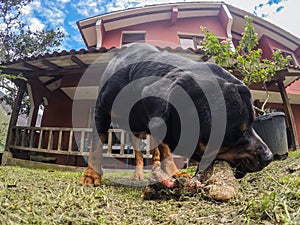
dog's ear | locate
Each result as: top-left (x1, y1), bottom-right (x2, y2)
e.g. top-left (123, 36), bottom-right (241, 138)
top-left (236, 84), bottom-right (252, 100)
top-left (236, 84), bottom-right (255, 122)
top-left (141, 69), bottom-right (183, 130)
top-left (141, 79), bottom-right (172, 130)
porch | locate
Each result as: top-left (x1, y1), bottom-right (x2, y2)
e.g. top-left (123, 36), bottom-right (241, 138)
top-left (2, 48), bottom-right (300, 169)
top-left (8, 126), bottom-right (154, 168)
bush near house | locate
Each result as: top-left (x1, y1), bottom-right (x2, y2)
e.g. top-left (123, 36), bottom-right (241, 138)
top-left (200, 16), bottom-right (291, 112)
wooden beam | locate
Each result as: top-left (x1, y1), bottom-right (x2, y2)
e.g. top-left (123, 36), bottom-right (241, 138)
top-left (276, 68), bottom-right (300, 77)
top-left (1, 67), bottom-right (30, 76)
top-left (23, 62), bottom-right (45, 71)
top-left (41, 59), bottom-right (63, 70)
top-left (40, 67), bottom-right (87, 76)
top-left (5, 80), bottom-right (27, 151)
top-left (43, 75), bottom-right (63, 86)
top-left (277, 79), bottom-right (299, 150)
top-left (71, 55), bottom-right (88, 68)
top-left (4, 67), bottom-right (86, 77)
top-left (295, 46), bottom-right (300, 57)
top-left (171, 6), bottom-right (178, 25)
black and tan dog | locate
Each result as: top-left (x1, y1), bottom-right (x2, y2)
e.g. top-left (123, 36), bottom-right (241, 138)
top-left (81, 43), bottom-right (273, 186)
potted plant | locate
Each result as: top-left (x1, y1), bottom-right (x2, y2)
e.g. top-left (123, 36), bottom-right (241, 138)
top-left (199, 16), bottom-right (292, 158)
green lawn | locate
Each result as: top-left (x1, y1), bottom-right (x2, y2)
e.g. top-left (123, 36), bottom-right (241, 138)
top-left (0, 151), bottom-right (300, 224)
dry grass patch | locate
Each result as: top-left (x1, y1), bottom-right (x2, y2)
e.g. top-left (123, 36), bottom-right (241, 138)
top-left (0, 150), bottom-right (299, 224)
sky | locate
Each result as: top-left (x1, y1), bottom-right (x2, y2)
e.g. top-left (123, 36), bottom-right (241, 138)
top-left (19, 0), bottom-right (300, 50)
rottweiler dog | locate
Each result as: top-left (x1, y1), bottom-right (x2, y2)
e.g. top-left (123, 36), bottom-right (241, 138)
top-left (81, 43), bottom-right (273, 186)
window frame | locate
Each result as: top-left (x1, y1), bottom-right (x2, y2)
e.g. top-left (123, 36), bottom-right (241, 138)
top-left (178, 33), bottom-right (228, 50)
top-left (178, 34), bottom-right (204, 50)
top-left (121, 31), bottom-right (146, 46)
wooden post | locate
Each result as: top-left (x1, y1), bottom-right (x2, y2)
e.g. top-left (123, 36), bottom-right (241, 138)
top-left (277, 79), bottom-right (299, 150)
top-left (68, 130), bottom-right (73, 152)
top-left (107, 130), bottom-right (112, 155)
top-left (120, 131), bottom-right (125, 155)
top-left (80, 131), bottom-right (85, 152)
top-left (29, 105), bottom-right (39, 127)
top-left (57, 130), bottom-right (63, 151)
top-left (5, 80), bottom-right (27, 151)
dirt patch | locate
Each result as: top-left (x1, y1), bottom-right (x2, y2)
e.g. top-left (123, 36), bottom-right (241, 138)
top-left (143, 160), bottom-right (239, 202)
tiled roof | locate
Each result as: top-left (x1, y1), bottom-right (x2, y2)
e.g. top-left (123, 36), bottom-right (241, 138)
top-left (2, 46), bottom-right (300, 90)
top-left (3, 46), bottom-right (204, 65)
top-left (3, 47), bottom-right (112, 65)
top-left (2, 46), bottom-right (204, 78)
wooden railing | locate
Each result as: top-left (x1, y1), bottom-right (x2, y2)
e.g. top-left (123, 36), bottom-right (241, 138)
top-left (8, 126), bottom-right (152, 159)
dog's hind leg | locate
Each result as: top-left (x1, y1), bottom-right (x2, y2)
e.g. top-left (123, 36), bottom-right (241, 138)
top-left (159, 143), bottom-right (191, 178)
top-left (132, 134), bottom-right (144, 180)
top-left (158, 143), bottom-right (179, 177)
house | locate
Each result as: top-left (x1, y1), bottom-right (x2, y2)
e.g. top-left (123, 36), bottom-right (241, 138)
top-left (2, 2), bottom-right (300, 168)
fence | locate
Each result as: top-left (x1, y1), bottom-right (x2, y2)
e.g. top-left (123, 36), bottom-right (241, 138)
top-left (8, 126), bottom-right (152, 159)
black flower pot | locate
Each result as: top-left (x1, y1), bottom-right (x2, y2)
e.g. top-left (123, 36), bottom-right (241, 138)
top-left (253, 112), bottom-right (288, 159)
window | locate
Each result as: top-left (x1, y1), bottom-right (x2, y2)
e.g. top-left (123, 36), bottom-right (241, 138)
top-left (274, 49), bottom-right (298, 66)
top-left (179, 34), bottom-right (231, 51)
top-left (121, 32), bottom-right (145, 46)
top-left (179, 35), bottom-right (204, 50)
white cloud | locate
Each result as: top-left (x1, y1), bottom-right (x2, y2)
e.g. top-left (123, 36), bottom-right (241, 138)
top-left (71, 0), bottom-right (106, 17)
top-left (263, 0), bottom-right (300, 38)
top-left (106, 0), bottom-right (139, 12)
top-left (28, 18), bottom-right (45, 31)
top-left (68, 21), bottom-right (79, 30)
top-left (38, 1), bottom-right (66, 27)
top-left (20, 4), bottom-right (32, 15)
top-left (254, 0), bottom-right (287, 17)
top-left (71, 33), bottom-right (86, 47)
top-left (19, 0), bottom-right (71, 30)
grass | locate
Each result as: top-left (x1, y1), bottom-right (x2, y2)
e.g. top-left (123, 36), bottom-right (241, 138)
top-left (0, 151), bottom-right (300, 225)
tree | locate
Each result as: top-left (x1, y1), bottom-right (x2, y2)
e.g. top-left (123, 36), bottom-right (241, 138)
top-left (199, 16), bottom-right (291, 112)
top-left (0, 0), bottom-right (64, 115)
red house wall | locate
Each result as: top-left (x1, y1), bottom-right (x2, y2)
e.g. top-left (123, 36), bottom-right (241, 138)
top-left (258, 36), bottom-right (273, 59)
top-left (42, 93), bottom-right (73, 128)
top-left (258, 35), bottom-right (294, 60)
top-left (102, 17), bottom-right (227, 48)
top-left (28, 77), bottom-right (73, 128)
top-left (36, 13), bottom-right (300, 150)
top-left (219, 6), bottom-right (229, 33)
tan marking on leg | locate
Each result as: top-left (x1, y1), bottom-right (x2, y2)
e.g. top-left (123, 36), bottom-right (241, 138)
top-left (199, 142), bottom-right (207, 152)
top-left (152, 147), bottom-right (160, 168)
top-left (240, 122), bottom-right (248, 132)
top-left (133, 150), bottom-right (144, 180)
top-left (159, 143), bottom-right (179, 177)
top-left (150, 145), bottom-right (175, 188)
top-left (80, 134), bottom-right (105, 186)
top-left (133, 132), bottom-right (147, 140)
top-left (131, 134), bottom-right (144, 180)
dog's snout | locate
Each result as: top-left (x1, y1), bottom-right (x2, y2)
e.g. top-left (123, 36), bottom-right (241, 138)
top-left (260, 146), bottom-right (273, 167)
